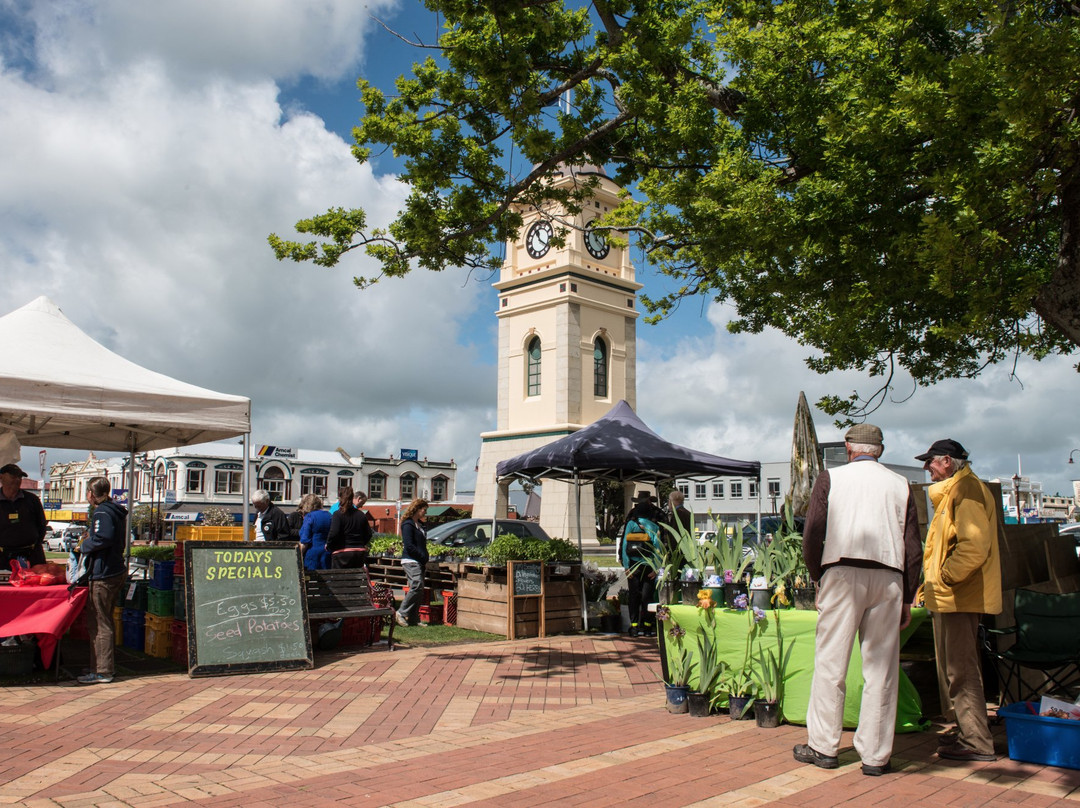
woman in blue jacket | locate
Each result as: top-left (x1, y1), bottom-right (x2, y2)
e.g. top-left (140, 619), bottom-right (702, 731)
top-left (298, 494), bottom-right (332, 570)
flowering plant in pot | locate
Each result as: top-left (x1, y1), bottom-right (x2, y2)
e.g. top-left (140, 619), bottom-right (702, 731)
top-left (657, 613), bottom-right (695, 714)
top-left (751, 608), bottom-right (796, 728)
top-left (751, 538), bottom-right (795, 610)
top-left (713, 520), bottom-right (752, 605)
top-left (721, 593), bottom-right (767, 718)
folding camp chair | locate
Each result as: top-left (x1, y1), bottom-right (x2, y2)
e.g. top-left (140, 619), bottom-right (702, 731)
top-left (985, 588), bottom-right (1080, 706)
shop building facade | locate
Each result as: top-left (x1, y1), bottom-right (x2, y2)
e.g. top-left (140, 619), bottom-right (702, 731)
top-left (47, 442), bottom-right (458, 528)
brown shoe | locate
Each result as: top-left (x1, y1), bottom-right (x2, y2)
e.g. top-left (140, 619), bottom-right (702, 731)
top-left (938, 743), bottom-right (996, 762)
top-left (793, 744), bottom-right (839, 769)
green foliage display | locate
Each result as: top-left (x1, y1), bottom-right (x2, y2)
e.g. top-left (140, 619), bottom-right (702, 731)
top-left (481, 534), bottom-right (580, 565)
top-left (271, 1), bottom-right (1080, 415)
top-left (130, 545), bottom-right (176, 562)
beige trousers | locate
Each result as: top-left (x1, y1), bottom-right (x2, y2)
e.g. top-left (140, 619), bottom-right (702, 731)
top-left (932, 611), bottom-right (994, 755)
top-left (806, 566), bottom-right (903, 767)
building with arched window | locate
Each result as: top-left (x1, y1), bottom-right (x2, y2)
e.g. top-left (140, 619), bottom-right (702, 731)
top-left (47, 442), bottom-right (460, 530)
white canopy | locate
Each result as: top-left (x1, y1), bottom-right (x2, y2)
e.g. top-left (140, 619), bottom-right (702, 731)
top-left (0, 296), bottom-right (251, 452)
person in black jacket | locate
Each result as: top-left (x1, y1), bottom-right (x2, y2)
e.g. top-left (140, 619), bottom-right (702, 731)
top-left (78, 476), bottom-right (128, 685)
top-left (0, 463), bottom-right (47, 568)
top-left (327, 486), bottom-right (373, 568)
top-left (396, 498), bottom-right (429, 627)
top-left (252, 489), bottom-right (290, 541)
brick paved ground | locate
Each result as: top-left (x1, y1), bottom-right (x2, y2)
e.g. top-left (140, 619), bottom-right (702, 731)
top-left (1, 634), bottom-right (1077, 807)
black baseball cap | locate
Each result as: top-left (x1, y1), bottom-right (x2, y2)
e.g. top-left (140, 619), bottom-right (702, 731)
top-left (915, 439), bottom-right (969, 462)
top-left (0, 463), bottom-right (27, 477)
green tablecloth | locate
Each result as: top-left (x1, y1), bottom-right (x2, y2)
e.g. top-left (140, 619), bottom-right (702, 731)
top-left (661, 605), bottom-right (929, 732)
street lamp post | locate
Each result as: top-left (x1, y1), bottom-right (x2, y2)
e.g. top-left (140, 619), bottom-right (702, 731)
top-left (154, 472), bottom-right (166, 544)
top-left (1069, 449), bottom-right (1080, 465)
top-left (1012, 474), bottom-right (1022, 524)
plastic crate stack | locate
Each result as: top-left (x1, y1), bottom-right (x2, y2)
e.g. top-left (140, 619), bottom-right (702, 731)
top-left (144, 560), bottom-right (175, 658)
top-left (172, 544), bottom-right (186, 622)
top-left (122, 580), bottom-right (147, 650)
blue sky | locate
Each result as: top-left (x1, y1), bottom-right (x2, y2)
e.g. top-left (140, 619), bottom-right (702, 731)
top-left (2, 0), bottom-right (1078, 502)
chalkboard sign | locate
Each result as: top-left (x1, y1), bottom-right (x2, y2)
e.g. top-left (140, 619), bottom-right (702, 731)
top-left (512, 561), bottom-right (543, 597)
top-left (184, 541), bottom-right (313, 677)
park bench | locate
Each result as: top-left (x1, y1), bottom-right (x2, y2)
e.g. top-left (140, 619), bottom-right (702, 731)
top-left (304, 567), bottom-right (397, 651)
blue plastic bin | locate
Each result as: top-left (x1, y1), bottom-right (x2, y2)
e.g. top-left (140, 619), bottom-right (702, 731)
top-left (121, 608), bottom-right (146, 651)
top-left (998, 701), bottom-right (1080, 770)
top-left (150, 560), bottom-right (175, 591)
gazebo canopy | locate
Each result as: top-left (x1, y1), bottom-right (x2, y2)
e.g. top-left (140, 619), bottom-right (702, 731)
top-left (0, 296), bottom-right (251, 453)
top-left (496, 400), bottom-right (760, 484)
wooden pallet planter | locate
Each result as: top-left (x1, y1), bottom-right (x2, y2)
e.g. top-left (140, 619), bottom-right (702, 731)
top-left (455, 563), bottom-right (583, 638)
top-left (367, 557), bottom-right (459, 599)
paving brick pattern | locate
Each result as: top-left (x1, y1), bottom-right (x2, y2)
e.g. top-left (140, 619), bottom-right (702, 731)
top-left (1, 635), bottom-right (1078, 807)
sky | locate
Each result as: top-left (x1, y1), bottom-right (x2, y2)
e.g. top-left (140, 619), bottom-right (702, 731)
top-left (2, 0), bottom-right (1078, 500)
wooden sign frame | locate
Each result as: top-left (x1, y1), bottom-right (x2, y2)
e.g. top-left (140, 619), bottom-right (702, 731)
top-left (507, 560), bottom-right (546, 640)
top-left (184, 541), bottom-right (313, 677)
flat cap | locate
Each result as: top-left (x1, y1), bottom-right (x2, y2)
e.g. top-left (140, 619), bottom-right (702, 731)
top-left (844, 423), bottom-right (883, 445)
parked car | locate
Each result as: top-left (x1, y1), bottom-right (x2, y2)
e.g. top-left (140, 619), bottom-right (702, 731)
top-left (427, 518), bottom-right (552, 549)
top-left (1058, 522), bottom-right (1080, 557)
top-left (61, 525), bottom-right (87, 550)
top-left (44, 530), bottom-right (68, 552)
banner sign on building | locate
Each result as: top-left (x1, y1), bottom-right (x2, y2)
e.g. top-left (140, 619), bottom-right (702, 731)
top-left (400, 449), bottom-right (419, 461)
top-left (258, 446), bottom-right (297, 459)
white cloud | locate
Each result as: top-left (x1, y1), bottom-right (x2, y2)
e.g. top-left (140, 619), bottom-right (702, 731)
top-left (1, 0), bottom-right (495, 490)
top-left (14, 0), bottom-right (400, 85)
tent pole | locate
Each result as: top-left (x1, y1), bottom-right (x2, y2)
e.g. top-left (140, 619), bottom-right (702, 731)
top-left (575, 472), bottom-right (588, 631)
top-left (756, 473), bottom-right (762, 541)
top-left (241, 433), bottom-right (251, 542)
top-left (124, 437), bottom-right (136, 575)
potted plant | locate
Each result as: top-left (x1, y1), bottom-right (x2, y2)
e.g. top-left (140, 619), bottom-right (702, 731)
top-left (659, 619), bottom-right (695, 714)
top-left (690, 630), bottom-right (727, 717)
top-left (720, 593), bottom-right (767, 718)
top-left (751, 609), bottom-right (796, 728)
top-left (599, 597), bottom-right (621, 633)
top-left (632, 538), bottom-right (684, 606)
top-left (714, 521), bottom-right (753, 607)
top-left (660, 511), bottom-right (708, 604)
top-left (750, 538), bottom-right (795, 611)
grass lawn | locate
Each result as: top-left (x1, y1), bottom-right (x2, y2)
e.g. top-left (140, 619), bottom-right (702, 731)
top-left (388, 623), bottom-right (501, 647)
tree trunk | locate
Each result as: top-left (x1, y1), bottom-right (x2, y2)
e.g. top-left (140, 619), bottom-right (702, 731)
top-left (1035, 161), bottom-right (1080, 349)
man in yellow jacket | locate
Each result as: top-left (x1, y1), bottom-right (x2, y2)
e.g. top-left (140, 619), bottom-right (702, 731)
top-left (916, 438), bottom-right (1002, 762)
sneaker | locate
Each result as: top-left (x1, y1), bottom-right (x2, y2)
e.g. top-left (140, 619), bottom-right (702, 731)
top-left (76, 673), bottom-right (113, 685)
top-left (394, 612), bottom-right (408, 627)
top-left (937, 743), bottom-right (996, 762)
top-left (792, 744), bottom-right (839, 769)
top-left (861, 761), bottom-right (892, 776)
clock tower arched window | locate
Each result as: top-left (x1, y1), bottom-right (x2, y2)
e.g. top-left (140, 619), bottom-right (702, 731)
top-left (526, 336), bottom-right (542, 397)
top-left (593, 337), bottom-right (608, 397)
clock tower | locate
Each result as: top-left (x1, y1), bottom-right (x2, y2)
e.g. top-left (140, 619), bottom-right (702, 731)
top-left (473, 165), bottom-right (641, 542)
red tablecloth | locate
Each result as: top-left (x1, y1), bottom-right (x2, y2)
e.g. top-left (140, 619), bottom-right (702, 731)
top-left (0, 585), bottom-right (88, 667)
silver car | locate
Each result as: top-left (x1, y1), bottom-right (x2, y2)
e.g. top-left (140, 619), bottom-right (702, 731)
top-left (427, 518), bottom-right (552, 548)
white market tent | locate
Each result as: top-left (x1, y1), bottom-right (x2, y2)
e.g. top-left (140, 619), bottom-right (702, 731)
top-left (0, 296), bottom-right (252, 541)
top-left (0, 296), bottom-right (250, 452)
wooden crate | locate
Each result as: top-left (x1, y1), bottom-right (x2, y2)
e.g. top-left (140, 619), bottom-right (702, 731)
top-left (454, 564), bottom-right (583, 637)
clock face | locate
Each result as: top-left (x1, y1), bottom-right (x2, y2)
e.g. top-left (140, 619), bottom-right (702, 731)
top-left (525, 220), bottom-right (553, 259)
top-left (585, 223), bottom-right (609, 259)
